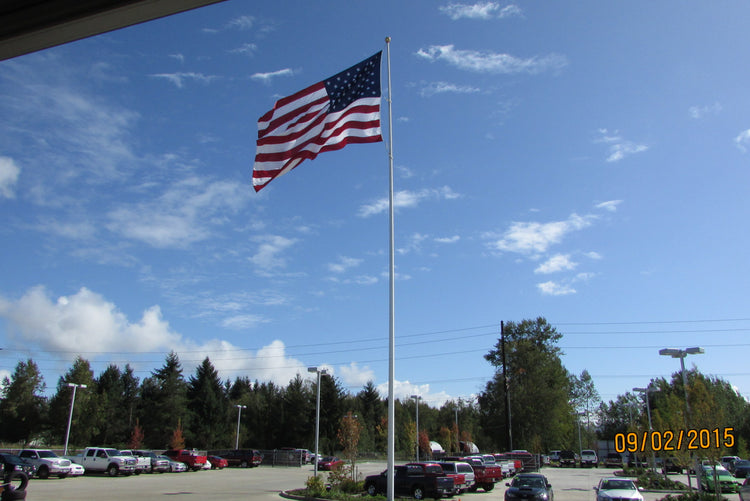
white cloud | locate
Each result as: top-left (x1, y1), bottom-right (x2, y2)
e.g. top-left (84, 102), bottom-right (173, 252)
top-left (169, 53), bottom-right (185, 64)
top-left (249, 235), bottom-right (298, 271)
top-left (328, 256), bottom-right (363, 273)
top-left (537, 281), bottom-right (576, 296)
top-left (221, 314), bottom-right (270, 330)
top-left (230, 43), bottom-right (258, 56)
top-left (419, 81), bottom-right (481, 97)
top-left (0, 156), bottom-right (20, 199)
top-left (689, 102), bottom-right (722, 119)
top-left (398, 233), bottom-right (429, 255)
top-left (107, 177), bottom-right (248, 249)
top-left (440, 2), bottom-right (522, 20)
top-left (227, 15), bottom-right (255, 30)
top-left (735, 129), bottom-right (750, 153)
top-left (251, 69), bottom-right (294, 84)
top-left (0, 286), bottom-right (310, 387)
top-left (339, 362), bottom-right (375, 388)
top-left (0, 286), bottom-right (181, 353)
top-left (595, 200), bottom-right (622, 212)
top-left (415, 45), bottom-right (567, 74)
top-left (596, 129), bottom-right (648, 162)
top-left (534, 254), bottom-right (577, 274)
top-left (358, 186), bottom-right (460, 217)
top-left (585, 251), bottom-right (602, 260)
top-left (150, 72), bottom-right (218, 88)
top-left (376, 379), bottom-right (452, 407)
top-left (435, 235), bottom-right (460, 244)
top-left (485, 213), bottom-right (595, 255)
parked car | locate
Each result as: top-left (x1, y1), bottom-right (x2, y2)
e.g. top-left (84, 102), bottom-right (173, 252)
top-left (0, 454), bottom-right (37, 479)
top-left (208, 456), bottom-right (228, 469)
top-left (162, 449), bottom-right (207, 471)
top-left (18, 449), bottom-right (71, 479)
top-left (721, 456), bottom-right (742, 474)
top-left (504, 473), bottom-right (553, 501)
top-left (740, 477), bottom-right (750, 501)
top-left (734, 460), bottom-right (750, 479)
top-left (580, 450), bottom-right (598, 468)
top-left (548, 451), bottom-right (561, 464)
top-left (132, 450), bottom-right (170, 473)
top-left (699, 465), bottom-right (741, 493)
top-left (69, 463), bottom-right (85, 476)
top-left (594, 477), bottom-right (643, 501)
top-left (119, 450), bottom-right (150, 474)
top-left (318, 456), bottom-right (344, 471)
top-left (364, 464), bottom-right (455, 500)
top-left (627, 454), bottom-right (648, 468)
top-left (661, 457), bottom-right (685, 474)
top-left (407, 462), bottom-right (462, 495)
top-left (158, 455), bottom-right (187, 472)
top-left (211, 449), bottom-right (263, 468)
top-left (603, 453), bottom-right (623, 468)
top-left (559, 450), bottom-right (576, 468)
top-left (437, 461), bottom-right (475, 493)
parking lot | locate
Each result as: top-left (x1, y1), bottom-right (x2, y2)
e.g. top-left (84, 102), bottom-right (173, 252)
top-left (13, 462), bottom-right (730, 501)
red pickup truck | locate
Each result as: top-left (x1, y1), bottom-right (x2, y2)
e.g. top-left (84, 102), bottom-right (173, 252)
top-left (407, 462), bottom-right (465, 495)
top-left (444, 456), bottom-right (503, 492)
top-left (163, 449), bottom-right (207, 471)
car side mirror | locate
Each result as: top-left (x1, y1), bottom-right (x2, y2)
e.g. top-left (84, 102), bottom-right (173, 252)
top-left (506, 483), bottom-right (511, 487)
top-left (593, 487), bottom-right (598, 491)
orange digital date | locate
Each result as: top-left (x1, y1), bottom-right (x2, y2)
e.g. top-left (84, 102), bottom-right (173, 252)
top-left (614, 427), bottom-right (735, 453)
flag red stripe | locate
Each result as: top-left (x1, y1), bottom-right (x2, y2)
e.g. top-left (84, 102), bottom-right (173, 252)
top-left (257, 103), bottom-right (381, 147)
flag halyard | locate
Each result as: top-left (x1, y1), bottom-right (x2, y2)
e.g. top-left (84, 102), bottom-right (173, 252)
top-left (252, 51), bottom-right (383, 192)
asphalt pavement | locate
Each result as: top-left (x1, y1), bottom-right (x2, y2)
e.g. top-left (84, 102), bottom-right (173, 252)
top-left (14, 461), bottom-right (729, 501)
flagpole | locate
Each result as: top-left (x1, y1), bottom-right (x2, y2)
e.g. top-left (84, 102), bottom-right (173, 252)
top-left (385, 35), bottom-right (395, 501)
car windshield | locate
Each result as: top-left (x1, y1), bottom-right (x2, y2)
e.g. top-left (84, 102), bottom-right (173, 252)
top-left (38, 451), bottom-right (57, 458)
top-left (512, 477), bottom-right (546, 489)
top-left (601, 480), bottom-right (636, 490)
top-left (457, 464), bottom-right (472, 473)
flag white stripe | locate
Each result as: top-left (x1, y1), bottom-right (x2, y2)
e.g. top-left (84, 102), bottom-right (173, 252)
top-left (258, 87), bottom-right (328, 133)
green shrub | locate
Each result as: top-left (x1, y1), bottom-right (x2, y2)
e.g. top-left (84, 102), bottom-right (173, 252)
top-left (305, 475), bottom-right (327, 498)
top-left (659, 491), bottom-right (729, 501)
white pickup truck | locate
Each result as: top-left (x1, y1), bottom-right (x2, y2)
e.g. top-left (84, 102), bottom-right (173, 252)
top-left (65, 447), bottom-right (137, 477)
top-left (18, 449), bottom-right (72, 479)
top-left (119, 450), bottom-right (151, 474)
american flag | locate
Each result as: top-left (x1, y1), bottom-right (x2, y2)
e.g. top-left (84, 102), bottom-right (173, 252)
top-left (252, 51), bottom-right (383, 192)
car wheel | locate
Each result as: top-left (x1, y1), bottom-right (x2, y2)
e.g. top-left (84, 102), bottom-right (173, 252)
top-left (240, 460), bottom-right (249, 468)
top-left (37, 466), bottom-right (49, 480)
top-left (106, 464), bottom-right (119, 477)
top-left (4, 472), bottom-right (29, 492)
top-left (366, 483), bottom-right (377, 496)
top-left (484, 483), bottom-right (494, 492)
top-left (412, 486), bottom-right (425, 500)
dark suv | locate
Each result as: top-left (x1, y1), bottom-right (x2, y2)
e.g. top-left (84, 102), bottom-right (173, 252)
top-left (211, 449), bottom-right (263, 468)
top-left (559, 450), bottom-right (576, 467)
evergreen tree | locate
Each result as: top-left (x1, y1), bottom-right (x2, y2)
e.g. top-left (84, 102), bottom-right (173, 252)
top-left (0, 359), bottom-right (47, 443)
top-left (186, 357), bottom-right (229, 449)
top-left (479, 318), bottom-right (574, 451)
top-left (139, 351), bottom-right (187, 449)
top-left (47, 356), bottom-right (96, 449)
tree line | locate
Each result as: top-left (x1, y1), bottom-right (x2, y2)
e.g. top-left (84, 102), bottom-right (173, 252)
top-left (1, 318), bottom-right (748, 459)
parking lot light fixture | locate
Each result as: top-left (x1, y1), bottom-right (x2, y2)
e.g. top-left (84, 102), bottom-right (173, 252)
top-left (64, 383), bottom-right (87, 456)
top-left (235, 404), bottom-right (247, 449)
top-left (308, 367), bottom-right (328, 477)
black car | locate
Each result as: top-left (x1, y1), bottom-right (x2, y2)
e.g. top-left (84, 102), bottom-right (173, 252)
top-left (603, 452), bottom-right (623, 468)
top-left (504, 473), bottom-right (554, 501)
top-left (662, 457), bottom-right (685, 474)
top-left (734, 460), bottom-right (750, 479)
top-left (0, 453), bottom-right (37, 478)
top-left (559, 450), bottom-right (576, 467)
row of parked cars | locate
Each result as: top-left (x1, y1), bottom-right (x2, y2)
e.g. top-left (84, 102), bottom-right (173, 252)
top-left (363, 453), bottom-right (535, 500)
top-left (0, 447), bottom-right (264, 480)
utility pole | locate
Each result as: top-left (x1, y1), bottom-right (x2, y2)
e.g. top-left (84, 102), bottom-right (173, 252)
top-left (501, 321), bottom-right (512, 451)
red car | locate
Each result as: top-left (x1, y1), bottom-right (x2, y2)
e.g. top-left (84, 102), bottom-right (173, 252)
top-left (318, 456), bottom-right (344, 471)
top-left (208, 456), bottom-right (228, 469)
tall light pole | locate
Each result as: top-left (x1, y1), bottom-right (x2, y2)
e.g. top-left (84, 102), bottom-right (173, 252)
top-left (633, 384), bottom-right (659, 471)
top-left (308, 367), bottom-right (328, 478)
top-left (576, 411), bottom-right (585, 457)
top-left (411, 395), bottom-right (421, 461)
top-left (235, 404), bottom-right (247, 449)
top-left (64, 383), bottom-right (87, 456)
top-left (659, 346), bottom-right (704, 489)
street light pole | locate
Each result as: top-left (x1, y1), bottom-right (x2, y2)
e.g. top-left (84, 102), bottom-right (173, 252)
top-left (235, 404), bottom-right (247, 450)
top-left (64, 383), bottom-right (87, 456)
top-left (576, 412), bottom-right (584, 458)
top-left (634, 384), bottom-right (659, 471)
top-left (411, 395), bottom-right (421, 461)
top-left (308, 367), bottom-right (328, 478)
top-left (659, 347), bottom-right (704, 490)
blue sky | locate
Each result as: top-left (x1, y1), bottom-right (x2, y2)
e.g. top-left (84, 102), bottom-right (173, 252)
top-left (1, 1), bottom-right (749, 409)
